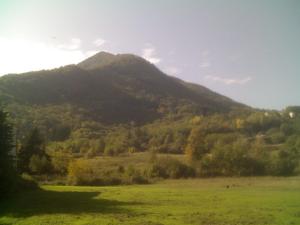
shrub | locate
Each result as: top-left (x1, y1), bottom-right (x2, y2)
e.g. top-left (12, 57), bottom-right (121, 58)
top-left (29, 155), bottom-right (52, 175)
top-left (199, 139), bottom-right (265, 176)
top-left (265, 128), bottom-right (285, 144)
top-left (67, 159), bottom-right (96, 185)
top-left (67, 158), bottom-right (150, 186)
top-left (147, 157), bottom-right (195, 179)
top-left (18, 173), bottom-right (39, 190)
top-left (50, 150), bottom-right (72, 174)
top-left (267, 150), bottom-right (298, 176)
top-left (127, 174), bottom-right (149, 184)
top-left (198, 154), bottom-right (220, 176)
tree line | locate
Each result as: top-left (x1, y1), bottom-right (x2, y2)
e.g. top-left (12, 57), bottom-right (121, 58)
top-left (1, 107), bottom-right (300, 188)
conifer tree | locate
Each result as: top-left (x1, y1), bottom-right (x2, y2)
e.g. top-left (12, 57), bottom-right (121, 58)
top-left (18, 128), bottom-right (47, 173)
top-left (0, 110), bottom-right (15, 195)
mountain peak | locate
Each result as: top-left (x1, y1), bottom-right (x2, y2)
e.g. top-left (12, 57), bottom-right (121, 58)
top-left (77, 51), bottom-right (117, 70)
top-left (77, 51), bottom-right (151, 71)
top-left (91, 51), bottom-right (116, 59)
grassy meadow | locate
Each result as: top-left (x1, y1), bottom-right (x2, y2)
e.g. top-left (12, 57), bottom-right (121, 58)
top-left (1, 177), bottom-right (300, 225)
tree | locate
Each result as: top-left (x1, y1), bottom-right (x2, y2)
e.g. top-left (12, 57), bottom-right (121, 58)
top-left (18, 128), bottom-right (47, 173)
top-left (267, 135), bottom-right (300, 175)
top-left (185, 127), bottom-right (207, 161)
top-left (268, 149), bottom-right (298, 176)
top-left (0, 110), bottom-right (16, 195)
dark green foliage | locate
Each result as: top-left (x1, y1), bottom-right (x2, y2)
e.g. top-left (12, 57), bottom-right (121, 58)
top-left (0, 110), bottom-right (14, 169)
top-left (29, 155), bottom-right (51, 174)
top-left (267, 150), bottom-right (298, 176)
top-left (0, 110), bottom-right (37, 196)
top-left (49, 124), bottom-right (71, 141)
top-left (0, 110), bottom-right (15, 196)
top-left (18, 128), bottom-right (49, 174)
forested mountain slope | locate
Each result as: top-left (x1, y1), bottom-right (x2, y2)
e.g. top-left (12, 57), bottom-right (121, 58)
top-left (0, 52), bottom-right (245, 126)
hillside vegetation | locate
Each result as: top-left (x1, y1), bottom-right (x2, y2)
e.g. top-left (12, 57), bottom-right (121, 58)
top-left (0, 52), bottom-right (299, 184)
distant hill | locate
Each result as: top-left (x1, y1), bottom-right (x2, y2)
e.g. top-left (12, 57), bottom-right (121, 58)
top-left (0, 52), bottom-right (245, 126)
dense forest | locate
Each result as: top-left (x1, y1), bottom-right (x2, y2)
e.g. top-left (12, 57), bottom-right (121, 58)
top-left (1, 52), bottom-right (299, 187)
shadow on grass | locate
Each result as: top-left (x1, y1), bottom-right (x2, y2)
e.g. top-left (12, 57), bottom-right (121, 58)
top-left (0, 188), bottom-right (140, 218)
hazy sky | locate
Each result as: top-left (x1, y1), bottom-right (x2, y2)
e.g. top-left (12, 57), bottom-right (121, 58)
top-left (1, 0), bottom-right (299, 109)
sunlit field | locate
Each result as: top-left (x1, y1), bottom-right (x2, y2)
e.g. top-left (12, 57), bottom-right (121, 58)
top-left (1, 177), bottom-right (299, 225)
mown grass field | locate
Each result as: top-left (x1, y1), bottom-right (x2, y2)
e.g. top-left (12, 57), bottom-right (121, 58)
top-left (1, 177), bottom-right (300, 225)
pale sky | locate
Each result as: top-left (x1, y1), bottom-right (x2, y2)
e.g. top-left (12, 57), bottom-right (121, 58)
top-left (0, 0), bottom-right (299, 109)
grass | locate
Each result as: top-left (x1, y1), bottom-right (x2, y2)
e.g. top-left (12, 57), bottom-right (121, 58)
top-left (1, 177), bottom-right (300, 225)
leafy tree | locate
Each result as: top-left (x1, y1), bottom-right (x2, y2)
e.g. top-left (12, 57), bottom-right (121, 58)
top-left (268, 150), bottom-right (298, 176)
top-left (201, 138), bottom-right (264, 176)
top-left (185, 127), bottom-right (207, 161)
top-left (267, 135), bottom-right (300, 175)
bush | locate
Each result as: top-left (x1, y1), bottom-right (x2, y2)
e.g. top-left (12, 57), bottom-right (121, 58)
top-left (67, 158), bottom-right (150, 186)
top-left (67, 159), bottom-right (95, 185)
top-left (265, 128), bottom-right (285, 144)
top-left (50, 150), bottom-right (72, 174)
top-left (18, 173), bottom-right (39, 190)
top-left (199, 139), bottom-right (265, 176)
top-left (29, 154), bottom-right (52, 175)
top-left (267, 150), bottom-right (298, 176)
top-left (147, 157), bottom-right (195, 179)
top-left (124, 166), bottom-right (149, 184)
top-left (198, 154), bottom-right (220, 176)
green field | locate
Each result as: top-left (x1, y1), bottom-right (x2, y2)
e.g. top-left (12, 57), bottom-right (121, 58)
top-left (1, 177), bottom-right (300, 225)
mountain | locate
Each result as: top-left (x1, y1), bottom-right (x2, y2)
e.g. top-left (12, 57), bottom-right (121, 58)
top-left (2, 52), bottom-right (299, 179)
top-left (77, 51), bottom-right (119, 70)
top-left (0, 52), bottom-right (247, 141)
